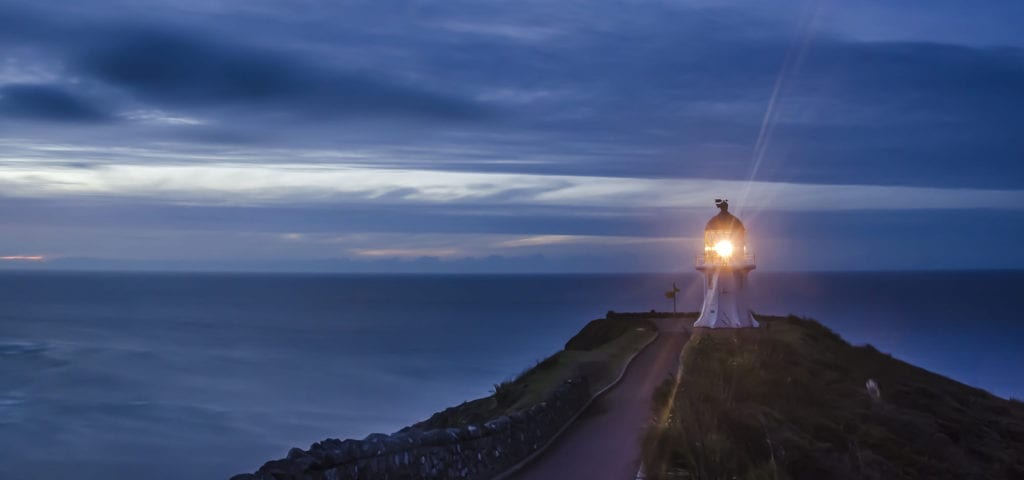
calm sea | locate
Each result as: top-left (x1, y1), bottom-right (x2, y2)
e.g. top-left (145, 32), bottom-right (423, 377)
top-left (1, 271), bottom-right (1021, 479)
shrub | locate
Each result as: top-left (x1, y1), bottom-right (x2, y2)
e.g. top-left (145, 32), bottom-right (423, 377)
top-left (491, 381), bottom-right (516, 408)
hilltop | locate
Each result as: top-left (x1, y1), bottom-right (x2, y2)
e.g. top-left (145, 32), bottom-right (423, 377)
top-left (642, 315), bottom-right (1024, 479)
top-left (403, 314), bottom-right (662, 431)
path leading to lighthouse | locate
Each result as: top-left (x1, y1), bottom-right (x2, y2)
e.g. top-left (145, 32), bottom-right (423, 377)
top-left (505, 320), bottom-right (690, 480)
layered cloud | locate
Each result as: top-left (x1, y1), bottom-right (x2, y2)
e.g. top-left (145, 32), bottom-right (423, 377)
top-left (76, 29), bottom-right (489, 120)
top-left (2, 0), bottom-right (1023, 187)
top-left (2, 155), bottom-right (1022, 211)
top-left (1, 0), bottom-right (1023, 270)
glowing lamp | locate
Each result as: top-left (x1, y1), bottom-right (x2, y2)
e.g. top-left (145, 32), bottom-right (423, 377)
top-left (713, 240), bottom-right (734, 258)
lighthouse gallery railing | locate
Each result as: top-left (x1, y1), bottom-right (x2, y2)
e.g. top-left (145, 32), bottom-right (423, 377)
top-left (695, 253), bottom-right (756, 268)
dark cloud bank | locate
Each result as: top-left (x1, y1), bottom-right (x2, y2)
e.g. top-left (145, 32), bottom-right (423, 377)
top-left (2, 1), bottom-right (1023, 187)
top-left (0, 84), bottom-right (110, 122)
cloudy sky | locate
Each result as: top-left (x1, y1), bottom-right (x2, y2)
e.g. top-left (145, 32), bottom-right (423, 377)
top-left (1, 0), bottom-right (1023, 272)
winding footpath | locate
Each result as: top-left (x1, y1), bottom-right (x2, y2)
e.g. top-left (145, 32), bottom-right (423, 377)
top-left (506, 320), bottom-right (691, 480)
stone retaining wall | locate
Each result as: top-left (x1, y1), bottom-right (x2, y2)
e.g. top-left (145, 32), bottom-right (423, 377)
top-left (232, 376), bottom-right (590, 480)
top-left (605, 310), bottom-right (697, 320)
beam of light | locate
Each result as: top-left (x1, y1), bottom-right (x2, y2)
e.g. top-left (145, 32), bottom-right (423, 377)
top-left (738, 0), bottom-right (824, 218)
top-left (0, 255), bottom-right (45, 261)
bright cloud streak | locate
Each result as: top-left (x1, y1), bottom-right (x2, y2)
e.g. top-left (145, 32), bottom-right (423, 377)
top-left (350, 248), bottom-right (461, 258)
top-left (0, 255), bottom-right (46, 261)
top-left (497, 235), bottom-right (679, 248)
top-left (0, 162), bottom-right (1021, 211)
top-left (276, 233), bottom-right (693, 258)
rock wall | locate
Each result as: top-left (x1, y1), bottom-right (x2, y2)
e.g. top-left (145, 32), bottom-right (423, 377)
top-left (605, 310), bottom-right (697, 320)
top-left (232, 376), bottom-right (590, 480)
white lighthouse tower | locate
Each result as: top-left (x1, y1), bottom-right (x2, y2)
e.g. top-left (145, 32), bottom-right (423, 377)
top-left (693, 199), bottom-right (758, 329)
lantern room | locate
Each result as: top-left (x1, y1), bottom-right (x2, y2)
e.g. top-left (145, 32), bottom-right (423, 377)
top-left (698, 199), bottom-right (753, 268)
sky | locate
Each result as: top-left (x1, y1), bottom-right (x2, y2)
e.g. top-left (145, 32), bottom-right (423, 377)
top-left (1, 0), bottom-right (1023, 272)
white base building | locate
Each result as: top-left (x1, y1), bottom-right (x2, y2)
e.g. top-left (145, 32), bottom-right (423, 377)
top-left (693, 268), bottom-right (758, 328)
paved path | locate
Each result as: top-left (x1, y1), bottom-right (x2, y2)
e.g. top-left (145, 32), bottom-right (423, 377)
top-left (507, 326), bottom-right (690, 480)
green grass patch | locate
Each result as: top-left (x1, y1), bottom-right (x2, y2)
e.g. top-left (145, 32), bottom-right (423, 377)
top-left (642, 315), bottom-right (1024, 480)
top-left (406, 317), bottom-right (657, 431)
top-left (509, 327), bottom-right (656, 410)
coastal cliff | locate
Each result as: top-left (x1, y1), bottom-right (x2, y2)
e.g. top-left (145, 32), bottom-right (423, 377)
top-left (236, 312), bottom-right (1024, 480)
top-left (232, 314), bottom-right (666, 480)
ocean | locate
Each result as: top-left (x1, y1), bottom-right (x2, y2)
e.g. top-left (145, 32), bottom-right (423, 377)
top-left (1, 271), bottom-right (1021, 479)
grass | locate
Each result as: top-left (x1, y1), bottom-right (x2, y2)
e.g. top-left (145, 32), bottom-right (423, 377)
top-left (405, 317), bottom-right (657, 431)
top-left (642, 315), bottom-right (1024, 480)
top-left (509, 327), bottom-right (656, 410)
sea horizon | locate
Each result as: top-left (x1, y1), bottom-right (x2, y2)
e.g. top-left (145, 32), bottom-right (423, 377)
top-left (4, 266), bottom-right (1023, 275)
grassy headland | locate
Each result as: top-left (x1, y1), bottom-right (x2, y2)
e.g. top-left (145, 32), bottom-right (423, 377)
top-left (404, 316), bottom-right (659, 431)
top-left (642, 315), bottom-right (1024, 480)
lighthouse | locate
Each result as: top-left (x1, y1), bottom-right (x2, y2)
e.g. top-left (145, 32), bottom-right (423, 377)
top-left (693, 199), bottom-right (758, 329)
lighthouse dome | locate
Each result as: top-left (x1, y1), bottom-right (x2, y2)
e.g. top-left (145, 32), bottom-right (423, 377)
top-left (705, 199), bottom-right (744, 232)
top-left (705, 210), bottom-right (745, 232)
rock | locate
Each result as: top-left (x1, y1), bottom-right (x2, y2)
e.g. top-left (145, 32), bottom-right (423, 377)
top-left (452, 427), bottom-right (476, 441)
top-left (400, 428), bottom-right (424, 447)
top-left (287, 447), bottom-right (307, 460)
top-left (383, 433), bottom-right (410, 453)
top-left (421, 428), bottom-right (451, 446)
top-left (364, 433), bottom-right (389, 442)
top-left (866, 378), bottom-right (882, 402)
top-left (238, 371), bottom-right (595, 480)
top-left (306, 448), bottom-right (330, 468)
top-left (311, 438), bottom-right (342, 451)
top-left (509, 411), bottom-right (527, 425)
top-left (485, 416), bottom-right (511, 432)
top-left (258, 458), bottom-right (312, 478)
top-left (360, 434), bottom-right (388, 457)
top-left (323, 439), bottom-right (360, 465)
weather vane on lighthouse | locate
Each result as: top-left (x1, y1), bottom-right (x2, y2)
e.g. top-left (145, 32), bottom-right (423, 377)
top-left (693, 199), bottom-right (758, 328)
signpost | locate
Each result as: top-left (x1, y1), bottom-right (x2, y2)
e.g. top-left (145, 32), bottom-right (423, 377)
top-left (664, 282), bottom-right (680, 314)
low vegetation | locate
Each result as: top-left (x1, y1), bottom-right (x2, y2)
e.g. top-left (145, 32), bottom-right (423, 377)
top-left (405, 317), bottom-right (658, 431)
top-left (642, 315), bottom-right (1024, 480)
